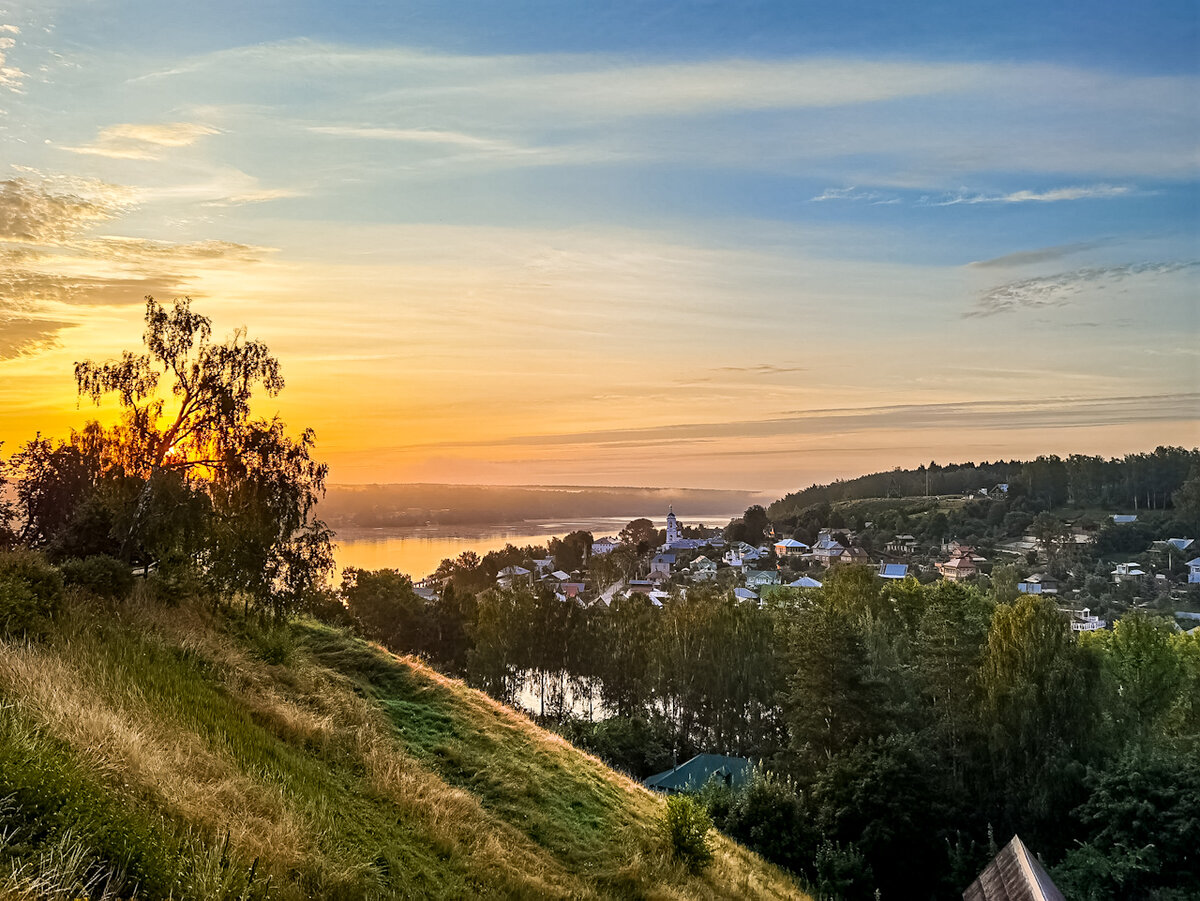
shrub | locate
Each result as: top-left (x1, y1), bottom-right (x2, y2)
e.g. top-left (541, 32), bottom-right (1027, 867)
top-left (660, 794), bottom-right (713, 874)
top-left (58, 555), bottom-right (134, 600)
top-left (0, 550), bottom-right (64, 638)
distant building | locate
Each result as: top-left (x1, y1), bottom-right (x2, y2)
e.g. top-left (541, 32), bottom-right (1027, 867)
top-left (938, 554), bottom-right (977, 582)
top-left (650, 553), bottom-right (675, 578)
top-left (886, 534), bottom-right (918, 555)
top-left (496, 565), bottom-right (532, 589)
top-left (786, 576), bottom-right (823, 588)
top-left (1018, 573), bottom-right (1058, 595)
top-left (690, 556), bottom-right (717, 581)
top-left (745, 570), bottom-right (781, 589)
top-left (1111, 514), bottom-right (1138, 524)
top-left (1187, 557), bottom-right (1200, 584)
top-left (1070, 608), bottom-right (1106, 632)
top-left (666, 506), bottom-right (681, 545)
top-left (733, 587), bottom-right (759, 603)
top-left (812, 531), bottom-right (847, 565)
top-left (590, 537), bottom-right (619, 555)
top-left (1111, 562), bottom-right (1146, 583)
top-left (773, 538), bottom-right (809, 558)
top-left (878, 563), bottom-right (909, 580)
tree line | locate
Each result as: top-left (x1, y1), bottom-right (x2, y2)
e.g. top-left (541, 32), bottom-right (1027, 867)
top-left (339, 559), bottom-right (1199, 900)
top-left (769, 448), bottom-right (1200, 521)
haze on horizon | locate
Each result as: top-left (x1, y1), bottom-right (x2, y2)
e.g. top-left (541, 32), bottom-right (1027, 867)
top-left (1, 0), bottom-right (1197, 494)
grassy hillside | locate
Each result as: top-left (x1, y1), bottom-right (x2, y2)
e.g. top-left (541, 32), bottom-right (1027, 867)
top-left (0, 590), bottom-right (805, 900)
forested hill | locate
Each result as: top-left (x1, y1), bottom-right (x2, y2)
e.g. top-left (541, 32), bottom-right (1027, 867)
top-left (768, 446), bottom-right (1199, 521)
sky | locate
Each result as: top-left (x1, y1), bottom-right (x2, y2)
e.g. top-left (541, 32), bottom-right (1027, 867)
top-left (0, 0), bottom-right (1197, 493)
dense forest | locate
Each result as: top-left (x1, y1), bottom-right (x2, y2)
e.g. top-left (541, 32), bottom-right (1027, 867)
top-left (335, 563), bottom-right (1200, 901)
top-left (769, 447), bottom-right (1200, 521)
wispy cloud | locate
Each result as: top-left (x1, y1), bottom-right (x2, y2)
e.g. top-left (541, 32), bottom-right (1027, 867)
top-left (0, 172), bottom-right (274, 357)
top-left (387, 393), bottom-right (1200, 453)
top-left (810, 186), bottom-right (900, 204)
top-left (969, 240), bottom-right (1109, 269)
top-left (927, 184), bottom-right (1136, 206)
top-left (62, 122), bottom-right (220, 160)
top-left (967, 261), bottom-right (1199, 317)
top-left (715, 364), bottom-right (808, 375)
top-left (0, 23), bottom-right (23, 92)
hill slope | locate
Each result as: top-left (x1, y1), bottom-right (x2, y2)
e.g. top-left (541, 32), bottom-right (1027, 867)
top-left (0, 593), bottom-right (804, 900)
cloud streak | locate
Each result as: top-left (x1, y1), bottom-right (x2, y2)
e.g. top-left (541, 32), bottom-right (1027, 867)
top-left (927, 184), bottom-right (1136, 206)
top-left (967, 261), bottom-right (1199, 317)
top-left (63, 122), bottom-right (220, 160)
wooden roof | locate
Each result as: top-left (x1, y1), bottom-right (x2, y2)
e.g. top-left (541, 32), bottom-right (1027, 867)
top-left (963, 835), bottom-right (1065, 901)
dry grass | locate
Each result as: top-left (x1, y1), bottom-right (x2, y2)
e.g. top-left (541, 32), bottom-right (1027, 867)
top-left (0, 593), bottom-right (808, 899)
top-left (0, 637), bottom-right (311, 876)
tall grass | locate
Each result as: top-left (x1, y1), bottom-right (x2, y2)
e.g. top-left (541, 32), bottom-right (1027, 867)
top-left (0, 592), bottom-right (805, 899)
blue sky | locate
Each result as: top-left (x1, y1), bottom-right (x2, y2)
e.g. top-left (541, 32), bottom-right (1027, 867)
top-left (1, 0), bottom-right (1196, 490)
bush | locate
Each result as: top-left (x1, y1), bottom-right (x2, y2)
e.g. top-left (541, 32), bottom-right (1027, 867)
top-left (0, 550), bottom-right (64, 639)
top-left (660, 794), bottom-right (713, 874)
top-left (58, 555), bottom-right (134, 600)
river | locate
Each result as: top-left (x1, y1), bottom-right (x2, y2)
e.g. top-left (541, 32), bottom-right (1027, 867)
top-left (332, 512), bottom-right (739, 580)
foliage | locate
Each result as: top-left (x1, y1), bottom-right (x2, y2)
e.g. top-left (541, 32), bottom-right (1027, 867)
top-left (660, 795), bottom-right (713, 874)
top-left (0, 550), bottom-right (64, 638)
top-left (58, 554), bottom-right (135, 600)
top-left (1054, 749), bottom-right (1200, 900)
top-left (68, 297), bottom-right (332, 618)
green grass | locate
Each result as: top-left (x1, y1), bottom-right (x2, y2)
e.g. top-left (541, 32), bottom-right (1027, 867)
top-left (0, 597), bottom-right (806, 900)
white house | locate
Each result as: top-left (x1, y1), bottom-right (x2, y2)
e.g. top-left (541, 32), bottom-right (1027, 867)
top-left (591, 537), bottom-right (619, 555)
top-left (1070, 608), bottom-right (1106, 632)
top-left (1188, 557), bottom-right (1200, 584)
top-left (745, 570), bottom-right (781, 589)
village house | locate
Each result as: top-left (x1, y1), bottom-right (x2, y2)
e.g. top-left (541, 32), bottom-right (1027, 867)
top-left (877, 563), bottom-right (909, 580)
top-left (744, 570), bottom-right (781, 589)
top-left (1189, 557), bottom-right (1200, 584)
top-left (885, 534), bottom-right (918, 555)
top-left (811, 530), bottom-right (846, 565)
top-left (1018, 573), bottom-right (1058, 595)
top-left (786, 575), bottom-right (823, 588)
top-left (1069, 608), bottom-right (1106, 632)
top-left (733, 587), bottom-right (759, 603)
top-left (689, 555), bottom-right (717, 581)
top-left (937, 553), bottom-right (977, 582)
top-left (496, 565), bottom-right (532, 589)
top-left (1111, 562), bottom-right (1146, 583)
top-left (773, 538), bottom-right (809, 558)
top-left (650, 553), bottom-right (675, 579)
top-left (590, 536), bottom-right (618, 555)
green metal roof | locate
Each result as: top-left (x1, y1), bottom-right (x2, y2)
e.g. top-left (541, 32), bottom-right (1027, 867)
top-left (643, 754), bottom-right (753, 793)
